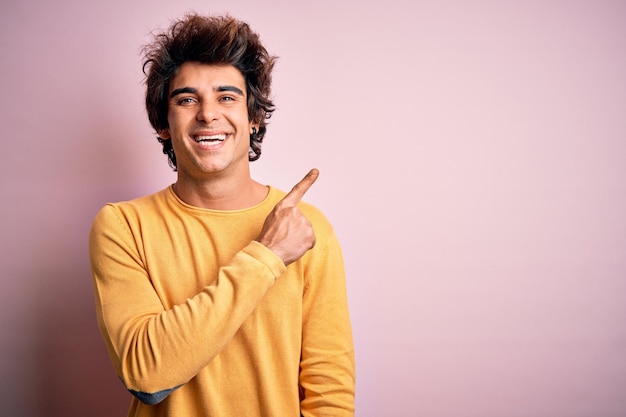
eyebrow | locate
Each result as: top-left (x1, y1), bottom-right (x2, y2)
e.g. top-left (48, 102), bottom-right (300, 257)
top-left (170, 87), bottom-right (197, 98)
top-left (216, 85), bottom-right (245, 96)
top-left (170, 85), bottom-right (245, 98)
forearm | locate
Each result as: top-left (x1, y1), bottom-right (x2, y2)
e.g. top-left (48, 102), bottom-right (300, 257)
top-left (114, 247), bottom-right (275, 390)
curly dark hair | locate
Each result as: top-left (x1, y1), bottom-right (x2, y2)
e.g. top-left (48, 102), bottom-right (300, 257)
top-left (142, 13), bottom-right (277, 170)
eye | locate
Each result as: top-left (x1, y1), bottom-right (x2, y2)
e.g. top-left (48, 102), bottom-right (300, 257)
top-left (177, 97), bottom-right (197, 105)
top-left (219, 95), bottom-right (237, 102)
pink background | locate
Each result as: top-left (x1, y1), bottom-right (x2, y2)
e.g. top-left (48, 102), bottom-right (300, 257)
top-left (1, 0), bottom-right (625, 416)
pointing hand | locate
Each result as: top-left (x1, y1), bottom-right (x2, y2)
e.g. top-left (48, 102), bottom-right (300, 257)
top-left (257, 169), bottom-right (319, 265)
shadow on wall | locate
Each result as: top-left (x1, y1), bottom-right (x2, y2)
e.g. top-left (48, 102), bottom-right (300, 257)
top-left (32, 262), bottom-right (130, 417)
top-left (24, 114), bottom-right (146, 417)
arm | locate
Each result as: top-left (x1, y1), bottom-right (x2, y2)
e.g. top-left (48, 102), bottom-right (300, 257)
top-left (300, 232), bottom-right (356, 416)
top-left (89, 204), bottom-right (285, 404)
top-left (257, 169), bottom-right (355, 413)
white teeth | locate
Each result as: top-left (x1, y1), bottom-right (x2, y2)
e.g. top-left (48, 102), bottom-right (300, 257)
top-left (195, 134), bottom-right (226, 142)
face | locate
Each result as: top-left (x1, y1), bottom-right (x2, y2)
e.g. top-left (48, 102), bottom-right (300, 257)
top-left (160, 62), bottom-right (256, 179)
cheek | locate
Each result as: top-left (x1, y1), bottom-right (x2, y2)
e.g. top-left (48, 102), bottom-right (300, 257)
top-left (167, 106), bottom-right (194, 124)
top-left (167, 110), bottom-right (182, 126)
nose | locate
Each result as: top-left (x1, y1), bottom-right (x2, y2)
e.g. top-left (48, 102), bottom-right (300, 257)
top-left (196, 99), bottom-right (219, 123)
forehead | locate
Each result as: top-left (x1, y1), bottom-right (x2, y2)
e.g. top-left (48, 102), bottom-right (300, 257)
top-left (169, 62), bottom-right (246, 91)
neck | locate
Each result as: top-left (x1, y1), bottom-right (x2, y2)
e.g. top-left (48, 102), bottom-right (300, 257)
top-left (173, 170), bottom-right (268, 210)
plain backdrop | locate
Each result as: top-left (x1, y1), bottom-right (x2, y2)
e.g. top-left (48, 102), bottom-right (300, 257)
top-left (1, 0), bottom-right (625, 416)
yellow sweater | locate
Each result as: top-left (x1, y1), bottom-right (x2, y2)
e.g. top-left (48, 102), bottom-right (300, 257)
top-left (89, 186), bottom-right (355, 417)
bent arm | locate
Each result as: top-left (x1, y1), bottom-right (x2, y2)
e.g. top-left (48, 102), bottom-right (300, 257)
top-left (89, 205), bottom-right (285, 403)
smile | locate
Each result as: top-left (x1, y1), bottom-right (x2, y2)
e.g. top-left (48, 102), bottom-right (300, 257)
top-left (194, 134), bottom-right (227, 143)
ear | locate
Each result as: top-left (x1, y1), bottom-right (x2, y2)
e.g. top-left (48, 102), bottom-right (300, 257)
top-left (158, 129), bottom-right (171, 140)
top-left (249, 123), bottom-right (259, 135)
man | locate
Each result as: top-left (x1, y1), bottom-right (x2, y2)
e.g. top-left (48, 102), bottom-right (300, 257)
top-left (89, 13), bottom-right (355, 417)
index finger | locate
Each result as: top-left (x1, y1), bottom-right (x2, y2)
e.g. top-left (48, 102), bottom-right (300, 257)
top-left (281, 168), bottom-right (319, 205)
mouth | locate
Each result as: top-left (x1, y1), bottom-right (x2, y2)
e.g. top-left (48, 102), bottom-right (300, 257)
top-left (194, 133), bottom-right (227, 143)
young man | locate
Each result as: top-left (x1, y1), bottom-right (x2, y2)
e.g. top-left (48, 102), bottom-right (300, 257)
top-left (89, 13), bottom-right (355, 417)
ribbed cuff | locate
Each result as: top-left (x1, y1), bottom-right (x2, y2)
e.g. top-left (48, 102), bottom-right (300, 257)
top-left (244, 240), bottom-right (287, 279)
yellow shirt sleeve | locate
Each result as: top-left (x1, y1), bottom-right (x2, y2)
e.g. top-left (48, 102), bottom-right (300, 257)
top-left (299, 206), bottom-right (356, 416)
